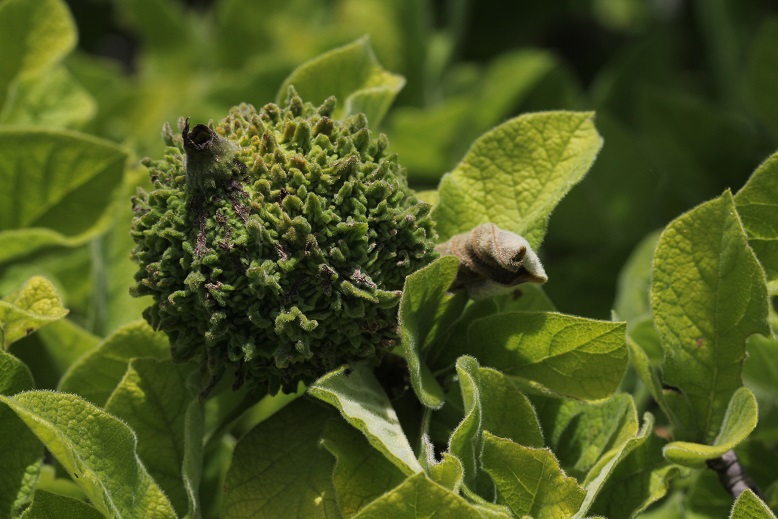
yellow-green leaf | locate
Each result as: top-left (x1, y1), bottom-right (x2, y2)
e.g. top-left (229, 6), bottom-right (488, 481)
top-left (434, 111), bottom-right (603, 247)
top-left (482, 432), bottom-right (585, 519)
top-left (277, 36), bottom-right (405, 127)
top-left (0, 276), bottom-right (68, 349)
top-left (651, 191), bottom-right (770, 442)
top-left (0, 391), bottom-right (176, 519)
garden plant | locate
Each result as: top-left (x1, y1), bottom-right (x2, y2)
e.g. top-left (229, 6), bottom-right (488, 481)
top-left (0, 0), bottom-right (777, 518)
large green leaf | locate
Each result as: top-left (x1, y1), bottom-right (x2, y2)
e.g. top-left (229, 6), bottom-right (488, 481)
top-left (481, 431), bottom-right (585, 519)
top-left (0, 129), bottom-right (127, 264)
top-left (320, 418), bottom-right (406, 518)
top-left (352, 473), bottom-right (483, 519)
top-left (0, 352), bottom-right (40, 519)
top-left (58, 320), bottom-right (169, 407)
top-left (0, 0), bottom-right (76, 108)
top-left (730, 489), bottom-right (778, 519)
top-left (651, 191), bottom-right (770, 442)
top-left (533, 393), bottom-right (638, 479)
top-left (397, 256), bottom-right (463, 409)
top-left (434, 111), bottom-right (603, 246)
top-left (221, 397), bottom-right (338, 519)
top-left (277, 36), bottom-right (405, 127)
top-left (0, 276), bottom-right (68, 349)
top-left (0, 66), bottom-right (96, 128)
top-left (0, 391), bottom-right (176, 519)
top-left (735, 152), bottom-right (778, 294)
top-left (18, 491), bottom-right (103, 519)
top-left (467, 312), bottom-right (627, 400)
top-left (663, 387), bottom-right (758, 467)
top-left (309, 363), bottom-right (423, 475)
top-left (105, 359), bottom-right (202, 518)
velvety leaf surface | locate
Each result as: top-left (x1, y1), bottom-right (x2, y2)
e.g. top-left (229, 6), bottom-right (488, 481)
top-left (278, 36), bottom-right (405, 127)
top-left (0, 352), bottom-right (40, 519)
top-left (398, 256), bottom-right (462, 409)
top-left (222, 397), bottom-right (338, 519)
top-left (58, 320), bottom-right (169, 407)
top-left (0, 66), bottom-right (96, 128)
top-left (449, 356), bottom-right (543, 498)
top-left (481, 431), bottom-right (585, 519)
top-left (0, 129), bottom-right (127, 264)
top-left (467, 312), bottom-right (627, 400)
top-left (0, 391), bottom-right (176, 519)
top-left (651, 191), bottom-right (770, 442)
top-left (320, 418), bottom-right (406, 518)
top-left (434, 111), bottom-right (603, 246)
top-left (105, 359), bottom-right (202, 518)
top-left (425, 452), bottom-right (464, 493)
top-left (589, 425), bottom-right (679, 518)
top-left (18, 490), bottom-right (103, 519)
top-left (573, 413), bottom-right (655, 518)
top-left (730, 489), bottom-right (778, 519)
top-left (735, 152), bottom-right (778, 294)
top-left (0, 0), bottom-right (76, 107)
top-left (0, 276), bottom-right (68, 349)
top-left (534, 393), bottom-right (638, 479)
top-left (309, 363), bottom-right (423, 475)
top-left (35, 319), bottom-right (100, 376)
top-left (663, 387), bottom-right (758, 467)
top-left (352, 473), bottom-right (483, 519)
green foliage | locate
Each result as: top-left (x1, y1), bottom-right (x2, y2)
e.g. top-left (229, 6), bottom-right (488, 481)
top-left (1, 0), bottom-right (778, 517)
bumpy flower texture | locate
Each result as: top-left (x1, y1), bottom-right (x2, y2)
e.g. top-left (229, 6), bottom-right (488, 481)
top-left (131, 90), bottom-right (438, 393)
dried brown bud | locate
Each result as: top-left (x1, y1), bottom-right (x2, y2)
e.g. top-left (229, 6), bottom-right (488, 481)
top-left (435, 223), bottom-right (547, 299)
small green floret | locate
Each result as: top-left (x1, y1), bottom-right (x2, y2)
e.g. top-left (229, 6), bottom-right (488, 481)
top-left (130, 90), bottom-right (438, 393)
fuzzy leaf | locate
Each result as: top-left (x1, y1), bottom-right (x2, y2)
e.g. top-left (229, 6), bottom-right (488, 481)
top-left (614, 231), bottom-right (660, 324)
top-left (0, 352), bottom-right (40, 519)
top-left (534, 393), bottom-right (638, 479)
top-left (0, 391), bottom-right (176, 519)
top-left (58, 320), bottom-right (169, 407)
top-left (735, 152), bottom-right (778, 294)
top-left (105, 359), bottom-right (202, 519)
top-left (467, 312), bottom-right (627, 400)
top-left (743, 334), bottom-right (778, 441)
top-left (398, 255), bottom-right (462, 409)
top-left (730, 489), bottom-right (778, 519)
top-left (0, 66), bottom-right (96, 128)
top-left (221, 397), bottom-right (338, 519)
top-left (278, 36), bottom-right (405, 127)
top-left (320, 418), bottom-right (406, 518)
top-left (449, 356), bottom-right (543, 497)
top-left (651, 191), bottom-right (770, 442)
top-left (0, 0), bottom-right (76, 107)
top-left (0, 276), bottom-right (68, 349)
top-left (309, 363), bottom-right (423, 475)
top-left (588, 425), bottom-right (679, 518)
top-left (18, 491), bottom-right (103, 519)
top-left (482, 431), bottom-right (585, 519)
top-left (434, 111), bottom-right (603, 247)
top-left (0, 129), bottom-right (127, 265)
top-left (352, 473), bottom-right (483, 519)
top-left (573, 413), bottom-right (655, 518)
top-left (663, 387), bottom-right (758, 467)
top-left (426, 453), bottom-right (464, 493)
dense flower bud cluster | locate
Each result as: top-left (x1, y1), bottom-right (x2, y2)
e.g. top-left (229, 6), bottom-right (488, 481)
top-left (130, 90), bottom-right (438, 393)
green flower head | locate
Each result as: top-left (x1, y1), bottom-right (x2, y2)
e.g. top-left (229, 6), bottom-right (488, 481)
top-left (131, 89), bottom-right (437, 394)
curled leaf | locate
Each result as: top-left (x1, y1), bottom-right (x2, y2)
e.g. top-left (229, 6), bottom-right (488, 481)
top-left (435, 223), bottom-right (547, 299)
